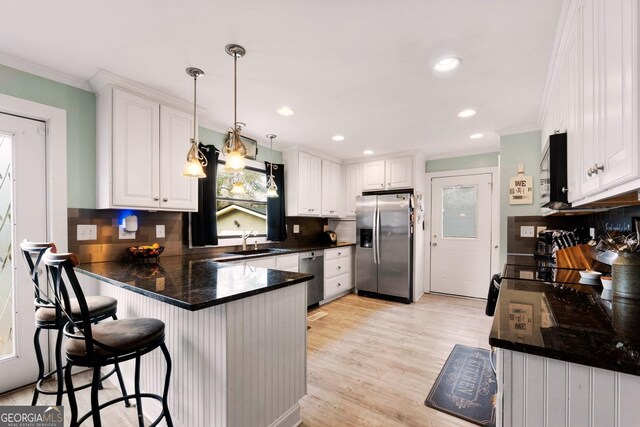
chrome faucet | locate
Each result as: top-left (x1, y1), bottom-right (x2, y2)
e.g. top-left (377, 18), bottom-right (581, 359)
top-left (242, 230), bottom-right (256, 250)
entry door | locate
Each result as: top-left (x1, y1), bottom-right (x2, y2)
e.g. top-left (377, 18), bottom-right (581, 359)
top-left (0, 113), bottom-right (47, 392)
top-left (430, 174), bottom-right (492, 298)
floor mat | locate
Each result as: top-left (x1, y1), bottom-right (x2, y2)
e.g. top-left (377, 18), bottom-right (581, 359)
top-left (425, 344), bottom-right (496, 426)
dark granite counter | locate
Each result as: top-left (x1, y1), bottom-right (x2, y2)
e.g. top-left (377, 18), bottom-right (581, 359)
top-left (77, 255), bottom-right (313, 311)
top-left (490, 258), bottom-right (640, 376)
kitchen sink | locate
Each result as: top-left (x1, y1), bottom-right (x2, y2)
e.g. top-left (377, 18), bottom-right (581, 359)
top-left (225, 248), bottom-right (288, 256)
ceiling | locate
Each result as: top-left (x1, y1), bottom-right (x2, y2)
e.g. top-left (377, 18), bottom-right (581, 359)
top-left (0, 0), bottom-right (563, 160)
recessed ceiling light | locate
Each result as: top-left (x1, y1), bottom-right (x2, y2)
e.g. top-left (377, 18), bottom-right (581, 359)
top-left (458, 109), bottom-right (476, 118)
top-left (276, 106), bottom-right (295, 116)
top-left (433, 57), bottom-right (461, 72)
top-left (332, 135), bottom-right (345, 142)
top-left (470, 133), bottom-right (484, 139)
top-left (363, 150), bottom-right (374, 155)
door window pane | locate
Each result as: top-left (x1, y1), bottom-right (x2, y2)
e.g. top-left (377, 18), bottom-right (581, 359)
top-left (442, 185), bottom-right (477, 238)
top-left (0, 135), bottom-right (13, 358)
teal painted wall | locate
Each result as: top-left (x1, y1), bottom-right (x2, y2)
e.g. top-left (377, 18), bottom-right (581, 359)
top-left (499, 131), bottom-right (542, 265)
top-left (426, 152), bottom-right (499, 173)
top-left (0, 64), bottom-right (96, 208)
top-left (0, 64), bottom-right (282, 209)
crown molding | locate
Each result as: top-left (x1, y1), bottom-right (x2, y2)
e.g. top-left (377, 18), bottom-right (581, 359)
top-left (538, 0), bottom-right (580, 127)
top-left (0, 51), bottom-right (93, 92)
top-left (424, 146), bottom-right (500, 161)
top-left (495, 124), bottom-right (541, 137)
top-left (89, 69), bottom-right (206, 114)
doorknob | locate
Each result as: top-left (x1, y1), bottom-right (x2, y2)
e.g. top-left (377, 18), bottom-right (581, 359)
top-left (432, 243), bottom-right (437, 247)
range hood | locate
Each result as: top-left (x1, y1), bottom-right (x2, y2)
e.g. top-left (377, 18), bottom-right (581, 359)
top-left (542, 189), bottom-right (640, 216)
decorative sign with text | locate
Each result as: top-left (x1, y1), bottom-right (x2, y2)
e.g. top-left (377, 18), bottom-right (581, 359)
top-left (509, 174), bottom-right (533, 205)
top-left (508, 303), bottom-right (533, 336)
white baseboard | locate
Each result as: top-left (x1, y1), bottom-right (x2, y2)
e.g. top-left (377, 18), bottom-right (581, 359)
top-left (269, 403), bottom-right (301, 427)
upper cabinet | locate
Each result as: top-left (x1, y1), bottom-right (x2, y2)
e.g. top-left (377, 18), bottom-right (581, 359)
top-left (343, 163), bottom-right (363, 217)
top-left (362, 157), bottom-right (413, 191)
top-left (542, 0), bottom-right (638, 206)
top-left (321, 159), bottom-right (342, 217)
top-left (96, 86), bottom-right (197, 211)
top-left (283, 151), bottom-right (322, 216)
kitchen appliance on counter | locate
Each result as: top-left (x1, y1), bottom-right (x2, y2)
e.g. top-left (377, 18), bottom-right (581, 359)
top-left (322, 230), bottom-right (337, 244)
top-left (299, 250), bottom-right (324, 307)
top-left (355, 192), bottom-right (413, 303)
top-left (540, 132), bottom-right (569, 209)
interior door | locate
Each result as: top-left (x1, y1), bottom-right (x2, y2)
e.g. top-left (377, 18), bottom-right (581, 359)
top-left (430, 174), bottom-right (492, 298)
top-left (0, 113), bottom-right (47, 392)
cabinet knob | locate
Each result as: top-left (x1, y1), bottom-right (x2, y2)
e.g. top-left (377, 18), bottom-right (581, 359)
top-left (337, 252), bottom-right (341, 256)
top-left (587, 163), bottom-right (604, 177)
top-left (337, 283), bottom-right (341, 287)
top-left (380, 183), bottom-right (384, 187)
top-left (163, 197), bottom-right (168, 202)
top-left (154, 197), bottom-right (160, 201)
top-left (388, 183), bottom-right (391, 187)
top-left (561, 187), bottom-right (568, 194)
top-left (337, 266), bottom-right (341, 270)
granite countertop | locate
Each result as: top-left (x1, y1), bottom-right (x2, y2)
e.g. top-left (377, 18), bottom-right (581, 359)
top-left (490, 258), bottom-right (640, 376)
top-left (77, 256), bottom-right (312, 311)
top-left (76, 242), bottom-right (354, 311)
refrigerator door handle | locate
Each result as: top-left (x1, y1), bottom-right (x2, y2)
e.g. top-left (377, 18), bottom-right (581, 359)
top-left (372, 205), bottom-right (378, 264)
top-left (375, 205), bottom-right (381, 264)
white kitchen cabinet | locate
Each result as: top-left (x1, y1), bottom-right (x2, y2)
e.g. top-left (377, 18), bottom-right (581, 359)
top-left (362, 160), bottom-right (385, 191)
top-left (245, 256), bottom-right (276, 269)
top-left (343, 163), bottom-right (363, 217)
top-left (321, 159), bottom-right (341, 217)
top-left (97, 86), bottom-right (197, 211)
top-left (323, 246), bottom-right (354, 301)
top-left (284, 151), bottom-right (322, 216)
top-left (362, 157), bottom-right (413, 191)
top-left (275, 253), bottom-right (299, 272)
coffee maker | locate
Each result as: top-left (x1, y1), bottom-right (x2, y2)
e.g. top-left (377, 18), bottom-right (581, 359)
top-left (536, 230), bottom-right (555, 259)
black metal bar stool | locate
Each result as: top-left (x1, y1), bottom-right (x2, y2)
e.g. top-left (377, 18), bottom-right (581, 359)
top-left (19, 240), bottom-right (130, 407)
top-left (43, 249), bottom-right (173, 427)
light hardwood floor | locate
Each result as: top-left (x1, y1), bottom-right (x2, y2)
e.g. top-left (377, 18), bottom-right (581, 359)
top-left (301, 293), bottom-right (493, 427)
top-left (0, 293), bottom-right (492, 426)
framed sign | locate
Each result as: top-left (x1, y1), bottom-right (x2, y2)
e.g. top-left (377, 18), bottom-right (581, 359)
top-left (509, 175), bottom-right (533, 205)
top-left (508, 303), bottom-right (533, 336)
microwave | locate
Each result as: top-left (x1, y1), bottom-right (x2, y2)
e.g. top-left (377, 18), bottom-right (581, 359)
top-left (540, 132), bottom-right (568, 209)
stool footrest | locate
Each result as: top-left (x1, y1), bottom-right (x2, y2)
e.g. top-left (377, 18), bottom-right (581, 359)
top-left (35, 365), bottom-right (118, 395)
top-left (75, 393), bottom-right (166, 426)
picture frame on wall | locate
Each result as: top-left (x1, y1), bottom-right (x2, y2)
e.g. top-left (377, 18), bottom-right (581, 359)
top-left (227, 132), bottom-right (259, 160)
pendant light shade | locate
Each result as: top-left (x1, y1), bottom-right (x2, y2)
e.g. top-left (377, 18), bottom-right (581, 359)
top-left (223, 44), bottom-right (248, 173)
top-left (183, 67), bottom-right (207, 178)
top-left (230, 173), bottom-right (245, 195)
top-left (265, 134), bottom-right (279, 198)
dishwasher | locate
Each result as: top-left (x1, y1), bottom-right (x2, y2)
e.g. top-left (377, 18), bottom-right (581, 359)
top-left (299, 251), bottom-right (324, 307)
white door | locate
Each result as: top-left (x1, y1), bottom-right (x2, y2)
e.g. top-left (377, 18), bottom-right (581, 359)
top-left (430, 174), bottom-right (493, 298)
top-left (0, 113), bottom-right (47, 392)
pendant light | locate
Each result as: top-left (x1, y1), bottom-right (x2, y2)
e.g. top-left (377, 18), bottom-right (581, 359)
top-left (223, 44), bottom-right (248, 173)
top-left (230, 173), bottom-right (245, 195)
top-left (182, 67), bottom-right (207, 178)
top-left (265, 134), bottom-right (279, 198)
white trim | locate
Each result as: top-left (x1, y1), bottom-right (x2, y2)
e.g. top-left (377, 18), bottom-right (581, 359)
top-left (495, 124), bottom-right (542, 137)
top-left (341, 149), bottom-right (425, 164)
top-left (424, 166), bottom-right (500, 294)
top-left (268, 403), bottom-right (301, 427)
top-left (0, 93), bottom-right (68, 252)
top-left (0, 51), bottom-right (92, 92)
top-left (425, 148), bottom-right (500, 162)
top-left (216, 204), bottom-right (267, 219)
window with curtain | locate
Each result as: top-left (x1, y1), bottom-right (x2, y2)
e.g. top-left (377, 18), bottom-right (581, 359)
top-left (216, 163), bottom-right (268, 238)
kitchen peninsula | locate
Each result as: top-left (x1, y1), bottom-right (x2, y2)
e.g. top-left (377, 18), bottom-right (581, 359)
top-left (76, 255), bottom-right (312, 427)
top-left (490, 256), bottom-right (640, 426)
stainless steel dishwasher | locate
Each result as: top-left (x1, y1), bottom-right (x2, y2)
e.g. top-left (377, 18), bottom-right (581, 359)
top-left (299, 251), bottom-right (324, 307)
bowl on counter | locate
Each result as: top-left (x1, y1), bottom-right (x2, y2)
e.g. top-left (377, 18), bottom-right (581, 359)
top-left (579, 270), bottom-right (602, 280)
top-left (601, 276), bottom-right (613, 290)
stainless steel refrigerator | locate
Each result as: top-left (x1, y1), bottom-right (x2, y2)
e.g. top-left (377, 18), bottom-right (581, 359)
top-left (356, 193), bottom-right (413, 303)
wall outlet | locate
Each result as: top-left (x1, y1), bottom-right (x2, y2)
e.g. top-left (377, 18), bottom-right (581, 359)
top-left (293, 224), bottom-right (300, 234)
top-left (118, 227), bottom-right (136, 239)
top-left (536, 226), bottom-right (547, 236)
top-left (156, 225), bottom-right (165, 239)
top-left (590, 227), bottom-right (596, 240)
top-left (520, 226), bottom-right (535, 238)
top-left (77, 224), bottom-right (97, 241)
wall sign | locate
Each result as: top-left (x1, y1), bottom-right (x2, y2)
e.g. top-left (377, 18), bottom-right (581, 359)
top-left (508, 303), bottom-right (533, 336)
top-left (509, 163), bottom-right (533, 205)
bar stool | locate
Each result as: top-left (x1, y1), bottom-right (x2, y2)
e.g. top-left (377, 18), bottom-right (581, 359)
top-left (19, 240), bottom-right (130, 407)
top-left (43, 249), bottom-right (173, 427)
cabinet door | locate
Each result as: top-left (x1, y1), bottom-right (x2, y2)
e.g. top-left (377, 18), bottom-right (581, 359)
top-left (159, 106), bottom-right (198, 211)
top-left (245, 256), bottom-right (276, 269)
top-left (275, 254), bottom-right (299, 272)
top-left (579, 0), bottom-right (601, 196)
top-left (599, 0), bottom-right (635, 187)
top-left (308, 155), bottom-right (322, 214)
top-left (566, 14), bottom-right (583, 203)
top-left (362, 161), bottom-right (385, 191)
top-left (343, 163), bottom-right (362, 217)
top-left (297, 152), bottom-right (312, 213)
top-left (386, 157), bottom-right (413, 189)
top-left (112, 88), bottom-right (160, 208)
top-left (322, 160), bottom-right (341, 216)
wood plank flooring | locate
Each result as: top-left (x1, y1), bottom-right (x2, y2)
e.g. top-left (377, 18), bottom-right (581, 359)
top-left (301, 293), bottom-right (493, 427)
top-left (0, 293), bottom-right (492, 426)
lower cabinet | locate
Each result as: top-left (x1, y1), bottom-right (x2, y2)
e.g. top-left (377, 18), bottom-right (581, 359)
top-left (323, 247), bottom-right (354, 301)
top-left (275, 253), bottom-right (299, 272)
top-left (245, 256), bottom-right (276, 269)
top-left (225, 253), bottom-right (299, 272)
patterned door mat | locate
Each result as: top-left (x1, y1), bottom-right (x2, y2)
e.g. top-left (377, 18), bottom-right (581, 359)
top-left (425, 344), bottom-right (496, 426)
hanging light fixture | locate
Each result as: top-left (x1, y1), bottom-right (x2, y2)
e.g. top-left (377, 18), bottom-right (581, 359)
top-left (182, 67), bottom-right (207, 178)
top-left (223, 44), bottom-right (248, 173)
top-left (265, 134), bottom-right (279, 198)
top-left (230, 173), bottom-right (245, 195)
